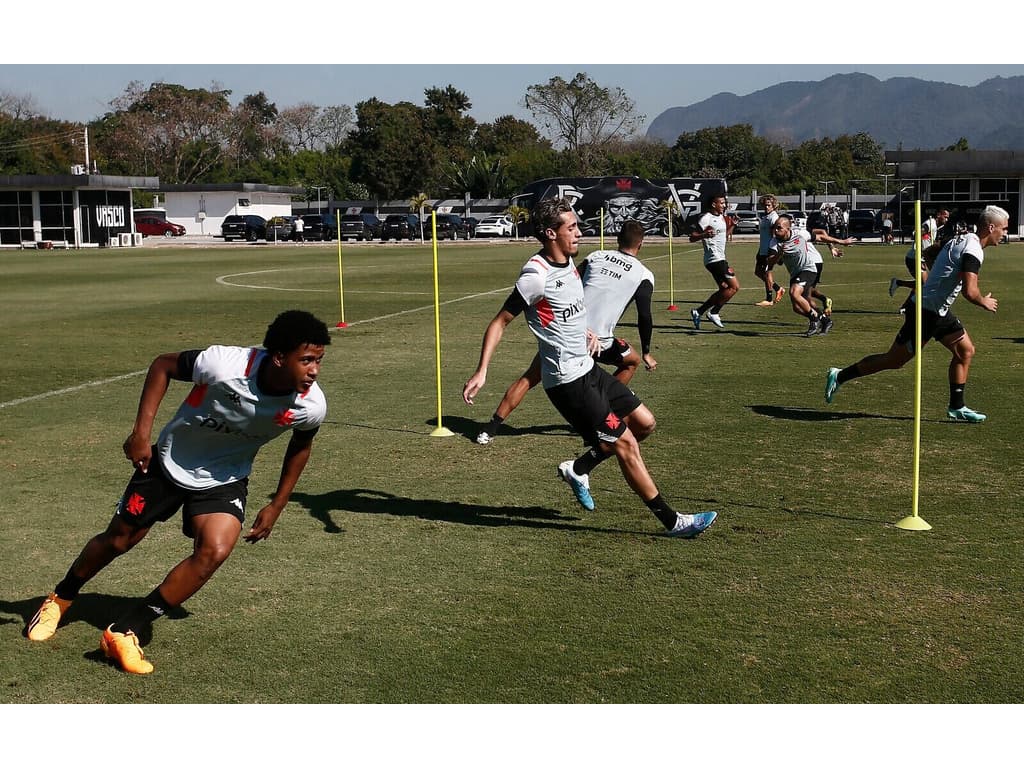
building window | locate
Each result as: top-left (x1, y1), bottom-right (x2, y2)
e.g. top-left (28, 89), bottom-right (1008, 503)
top-left (39, 189), bottom-right (74, 242)
top-left (0, 190), bottom-right (33, 245)
top-left (929, 179), bottom-right (972, 201)
top-left (979, 178), bottom-right (1008, 200)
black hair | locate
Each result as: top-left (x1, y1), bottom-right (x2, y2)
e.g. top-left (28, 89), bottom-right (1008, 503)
top-left (617, 219), bottom-right (645, 249)
top-left (531, 197), bottom-right (575, 243)
top-left (263, 310), bottom-right (331, 354)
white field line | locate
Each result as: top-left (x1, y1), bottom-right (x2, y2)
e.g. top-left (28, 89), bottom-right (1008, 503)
top-left (1, 251), bottom-right (874, 410)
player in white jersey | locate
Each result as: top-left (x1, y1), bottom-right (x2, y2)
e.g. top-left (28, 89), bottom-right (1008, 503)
top-left (689, 194), bottom-right (738, 329)
top-left (26, 310), bottom-right (331, 673)
top-left (768, 215), bottom-right (852, 336)
top-left (826, 206), bottom-right (1007, 422)
top-left (474, 220), bottom-right (657, 445)
top-left (888, 208), bottom-right (952, 304)
top-left (463, 198), bottom-right (715, 538)
top-left (754, 194), bottom-right (785, 307)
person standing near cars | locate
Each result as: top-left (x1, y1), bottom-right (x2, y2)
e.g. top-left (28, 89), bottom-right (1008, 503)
top-left (293, 216), bottom-right (305, 242)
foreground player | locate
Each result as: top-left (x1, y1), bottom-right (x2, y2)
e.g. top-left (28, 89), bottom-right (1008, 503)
top-left (26, 310), bottom-right (331, 673)
top-left (475, 219), bottom-right (657, 445)
top-left (826, 205), bottom-right (1008, 422)
top-left (463, 198), bottom-right (715, 538)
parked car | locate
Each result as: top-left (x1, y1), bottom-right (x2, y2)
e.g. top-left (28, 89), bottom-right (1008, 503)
top-left (463, 217), bottom-right (480, 238)
top-left (729, 210), bottom-right (759, 234)
top-left (380, 214), bottom-right (421, 241)
top-left (266, 215), bottom-right (298, 242)
top-left (134, 215), bottom-right (185, 238)
top-left (475, 215), bottom-right (515, 238)
top-left (221, 214), bottom-right (267, 242)
top-left (425, 213), bottom-right (471, 240)
top-left (339, 213), bottom-right (382, 241)
top-left (782, 209), bottom-right (809, 230)
top-left (301, 213), bottom-right (336, 241)
top-left (847, 209), bottom-right (878, 238)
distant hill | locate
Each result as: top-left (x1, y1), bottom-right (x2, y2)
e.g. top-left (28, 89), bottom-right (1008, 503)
top-left (646, 73), bottom-right (1024, 150)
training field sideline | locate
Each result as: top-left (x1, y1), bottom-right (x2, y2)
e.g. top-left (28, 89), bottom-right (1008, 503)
top-left (1, 239), bottom-right (1022, 706)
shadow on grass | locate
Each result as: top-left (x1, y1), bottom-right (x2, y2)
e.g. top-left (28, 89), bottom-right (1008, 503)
top-left (289, 488), bottom-right (651, 537)
top-left (994, 337), bottom-right (1024, 344)
top-left (0, 593), bottom-right (189, 647)
top-left (430, 414), bottom-right (575, 443)
top-left (749, 404), bottom-right (913, 422)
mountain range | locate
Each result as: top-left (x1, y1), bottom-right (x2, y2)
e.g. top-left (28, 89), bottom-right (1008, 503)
top-left (646, 73), bottom-right (1024, 150)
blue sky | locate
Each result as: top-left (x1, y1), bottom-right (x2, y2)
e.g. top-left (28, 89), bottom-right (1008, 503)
top-left (4, 63), bottom-right (1024, 133)
top-left (3, 3), bottom-right (1023, 133)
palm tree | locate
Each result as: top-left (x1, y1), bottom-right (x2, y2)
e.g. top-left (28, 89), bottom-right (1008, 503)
top-left (659, 199), bottom-right (680, 237)
top-left (410, 193), bottom-right (430, 243)
top-left (505, 205), bottom-right (529, 242)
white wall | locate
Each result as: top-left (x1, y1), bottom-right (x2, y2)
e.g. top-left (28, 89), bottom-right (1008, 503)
top-left (164, 191), bottom-right (295, 236)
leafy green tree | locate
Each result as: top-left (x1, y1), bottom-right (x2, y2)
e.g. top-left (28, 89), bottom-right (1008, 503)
top-left (946, 136), bottom-right (969, 151)
top-left (504, 204), bottom-right (530, 241)
top-left (410, 192), bottom-right (430, 242)
top-left (474, 115), bottom-right (550, 156)
top-left (523, 72), bottom-right (644, 175)
top-left (441, 153), bottom-right (512, 198)
top-left (347, 98), bottom-right (435, 199)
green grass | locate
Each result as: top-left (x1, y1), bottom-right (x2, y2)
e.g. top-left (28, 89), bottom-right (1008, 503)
top-left (2, 237), bottom-right (1023, 703)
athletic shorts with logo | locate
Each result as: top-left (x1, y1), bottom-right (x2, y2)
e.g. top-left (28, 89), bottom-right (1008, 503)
top-left (116, 449), bottom-right (249, 537)
top-left (705, 261), bottom-right (735, 287)
top-left (894, 307), bottom-right (965, 353)
top-left (594, 338), bottom-right (633, 368)
top-left (545, 366), bottom-right (641, 446)
top-left (789, 269), bottom-right (819, 289)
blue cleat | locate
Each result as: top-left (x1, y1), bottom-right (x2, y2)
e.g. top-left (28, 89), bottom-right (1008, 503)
top-left (947, 406), bottom-right (986, 423)
top-left (825, 367), bottom-right (840, 404)
top-left (667, 510), bottom-right (718, 539)
top-left (690, 309), bottom-right (701, 330)
top-left (558, 460), bottom-right (595, 510)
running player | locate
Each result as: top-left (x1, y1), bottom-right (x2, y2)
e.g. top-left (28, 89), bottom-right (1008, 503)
top-left (826, 206), bottom-right (1007, 422)
top-left (475, 219), bottom-right (657, 445)
top-left (26, 310), bottom-right (331, 673)
top-left (754, 194), bottom-right (785, 307)
top-left (463, 198), bottom-right (715, 538)
top-left (689, 194), bottom-right (738, 329)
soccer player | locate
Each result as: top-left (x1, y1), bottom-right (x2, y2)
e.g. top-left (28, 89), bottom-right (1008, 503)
top-left (689, 194), bottom-right (737, 329)
top-left (826, 205), bottom-right (1008, 422)
top-left (26, 310), bottom-right (331, 673)
top-left (754, 194), bottom-right (785, 307)
top-left (463, 198), bottom-right (715, 538)
top-left (888, 208), bottom-right (951, 301)
top-left (475, 219), bottom-right (657, 445)
top-left (767, 215), bottom-right (851, 336)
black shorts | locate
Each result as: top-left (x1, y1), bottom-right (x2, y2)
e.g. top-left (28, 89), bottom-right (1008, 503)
top-left (545, 366), bottom-right (641, 447)
top-left (789, 269), bottom-right (818, 289)
top-left (594, 338), bottom-right (632, 368)
top-left (704, 260), bottom-right (736, 287)
top-left (115, 453), bottom-right (249, 538)
top-left (894, 307), bottom-right (965, 353)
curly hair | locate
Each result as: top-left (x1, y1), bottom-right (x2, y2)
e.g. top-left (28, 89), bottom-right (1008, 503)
top-left (263, 310), bottom-right (331, 354)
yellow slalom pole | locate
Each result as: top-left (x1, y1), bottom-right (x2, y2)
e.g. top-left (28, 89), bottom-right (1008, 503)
top-left (667, 213), bottom-right (678, 310)
top-left (336, 222), bottom-right (348, 328)
top-left (429, 210), bottom-right (454, 438)
top-left (896, 199), bottom-right (931, 531)
top-left (600, 208), bottom-right (605, 250)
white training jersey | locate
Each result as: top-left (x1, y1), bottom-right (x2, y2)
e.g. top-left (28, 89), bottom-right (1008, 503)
top-left (697, 212), bottom-right (728, 265)
top-left (580, 249), bottom-right (655, 351)
top-left (758, 210), bottom-right (779, 255)
top-left (515, 253), bottom-right (594, 389)
top-left (156, 345), bottom-right (327, 490)
top-left (769, 227), bottom-right (817, 275)
top-left (921, 232), bottom-right (985, 316)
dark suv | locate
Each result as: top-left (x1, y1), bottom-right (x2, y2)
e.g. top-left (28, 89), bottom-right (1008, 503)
top-left (380, 214), bottom-right (420, 242)
top-left (301, 213), bottom-right (336, 241)
top-left (426, 213), bottom-right (471, 240)
top-left (847, 209), bottom-right (878, 238)
top-left (339, 213), bottom-right (382, 241)
top-left (221, 214), bottom-right (267, 241)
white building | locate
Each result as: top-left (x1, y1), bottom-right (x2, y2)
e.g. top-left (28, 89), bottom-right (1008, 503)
top-left (159, 183), bottom-right (305, 237)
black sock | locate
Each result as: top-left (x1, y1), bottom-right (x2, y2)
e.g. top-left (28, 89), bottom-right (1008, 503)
top-left (696, 300), bottom-right (714, 315)
top-left (772, 282), bottom-right (781, 292)
top-left (111, 587), bottom-right (175, 635)
top-left (485, 413), bottom-right (504, 434)
top-left (644, 494), bottom-right (678, 529)
top-left (765, 285), bottom-right (774, 300)
top-left (950, 383), bottom-right (966, 410)
top-left (710, 304), bottom-right (722, 315)
top-left (837, 364), bottom-right (862, 385)
top-left (574, 447), bottom-right (610, 477)
top-left (54, 569), bottom-right (87, 601)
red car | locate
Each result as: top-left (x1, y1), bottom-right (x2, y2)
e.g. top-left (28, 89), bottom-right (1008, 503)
top-left (135, 215), bottom-right (185, 238)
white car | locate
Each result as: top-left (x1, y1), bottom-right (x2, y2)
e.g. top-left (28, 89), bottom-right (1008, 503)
top-left (783, 210), bottom-right (808, 231)
top-left (475, 215), bottom-right (514, 238)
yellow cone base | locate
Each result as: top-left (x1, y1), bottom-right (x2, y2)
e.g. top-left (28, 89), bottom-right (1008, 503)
top-left (430, 427), bottom-right (455, 437)
top-left (895, 515), bottom-right (932, 531)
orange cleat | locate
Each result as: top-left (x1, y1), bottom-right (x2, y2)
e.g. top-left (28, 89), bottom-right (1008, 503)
top-left (101, 625), bottom-right (154, 674)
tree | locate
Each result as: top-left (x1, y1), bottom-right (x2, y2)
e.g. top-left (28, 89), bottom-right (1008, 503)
top-left (522, 72), bottom-right (644, 175)
top-left (504, 204), bottom-right (530, 242)
top-left (316, 105), bottom-right (355, 150)
top-left (946, 137), bottom-right (970, 151)
top-left (441, 153), bottom-right (512, 198)
top-left (410, 192), bottom-right (430, 243)
top-left (347, 98), bottom-right (435, 199)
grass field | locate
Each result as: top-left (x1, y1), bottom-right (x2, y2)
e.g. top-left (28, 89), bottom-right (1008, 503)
top-left (2, 235), bottom-right (1022, 707)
